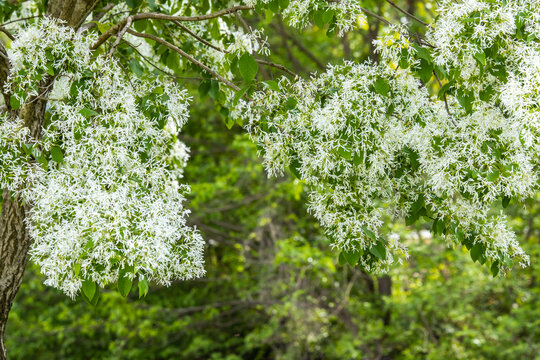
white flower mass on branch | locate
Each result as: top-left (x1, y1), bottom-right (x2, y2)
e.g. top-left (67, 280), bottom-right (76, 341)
top-left (238, 0), bottom-right (539, 274)
top-left (1, 18), bottom-right (205, 298)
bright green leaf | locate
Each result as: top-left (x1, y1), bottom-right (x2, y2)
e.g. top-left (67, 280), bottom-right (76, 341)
top-left (138, 277), bottom-right (149, 298)
top-left (470, 243), bottom-right (483, 263)
top-left (369, 242), bottom-right (386, 260)
top-left (50, 146), bottom-right (64, 163)
top-left (238, 53), bottom-right (258, 82)
top-left (373, 78), bottom-right (390, 96)
top-left (82, 279), bottom-right (96, 300)
top-left (118, 267), bottom-right (133, 297)
top-left (343, 250), bottom-right (362, 266)
top-left (79, 108), bottom-right (99, 118)
top-left (10, 95), bottom-right (21, 110)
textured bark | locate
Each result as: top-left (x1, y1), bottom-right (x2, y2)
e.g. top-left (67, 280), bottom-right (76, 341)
top-left (0, 191), bottom-right (30, 360)
top-left (0, 1), bottom-right (98, 358)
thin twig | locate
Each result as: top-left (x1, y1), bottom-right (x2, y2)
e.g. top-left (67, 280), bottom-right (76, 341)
top-left (360, 7), bottom-right (392, 26)
top-left (0, 15), bottom-right (41, 26)
top-left (91, 6), bottom-right (253, 50)
top-left (172, 20), bottom-right (226, 53)
top-left (108, 17), bottom-right (132, 57)
top-left (433, 69), bottom-right (456, 127)
top-left (256, 59), bottom-right (297, 77)
top-left (385, 0), bottom-right (429, 27)
top-left (126, 28), bottom-right (240, 91)
top-left (173, 20), bottom-right (297, 78)
top-left (122, 39), bottom-right (180, 78)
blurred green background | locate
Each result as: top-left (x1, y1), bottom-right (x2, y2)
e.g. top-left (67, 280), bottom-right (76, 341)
top-left (5, 0), bottom-right (540, 358)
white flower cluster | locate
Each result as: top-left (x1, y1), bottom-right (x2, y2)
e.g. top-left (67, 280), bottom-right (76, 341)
top-left (244, 0), bottom-right (366, 34)
top-left (240, 0), bottom-right (540, 273)
top-left (3, 18), bottom-right (205, 297)
top-left (0, 116), bottom-right (35, 193)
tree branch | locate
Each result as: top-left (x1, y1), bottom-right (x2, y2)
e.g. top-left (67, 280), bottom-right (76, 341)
top-left (126, 29), bottom-right (240, 91)
top-left (91, 6), bottom-right (253, 50)
top-left (0, 25), bottom-right (14, 41)
top-left (385, 0), bottom-right (428, 27)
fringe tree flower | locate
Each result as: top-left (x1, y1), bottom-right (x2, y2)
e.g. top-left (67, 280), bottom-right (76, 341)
top-left (2, 18), bottom-right (205, 298)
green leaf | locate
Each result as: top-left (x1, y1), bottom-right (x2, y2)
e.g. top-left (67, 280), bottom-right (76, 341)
top-left (50, 146), bottom-right (64, 163)
top-left (338, 146), bottom-right (352, 160)
top-left (84, 239), bottom-right (94, 250)
top-left (83, 285), bottom-right (100, 306)
top-left (126, 0), bottom-right (143, 9)
top-left (225, 117), bottom-right (235, 130)
top-left (10, 95), bottom-right (21, 110)
top-left (502, 196), bottom-right (511, 208)
top-left (473, 51), bottom-right (486, 66)
top-left (436, 218), bottom-right (446, 235)
top-left (438, 82), bottom-right (453, 100)
top-left (74, 263), bottom-right (81, 276)
top-left (82, 279), bottom-right (96, 300)
top-left (147, 0), bottom-right (158, 11)
top-left (322, 9), bottom-right (335, 24)
top-left (405, 211), bottom-right (420, 226)
top-left (479, 85), bottom-right (495, 101)
top-left (338, 252), bottom-right (347, 266)
top-left (410, 194), bottom-right (425, 215)
top-left (233, 86), bottom-right (250, 106)
top-left (79, 108), bottom-right (99, 118)
top-left (278, 0), bottom-right (289, 9)
top-left (457, 90), bottom-right (475, 113)
top-left (353, 150), bottom-right (364, 166)
top-left (238, 53), bottom-right (258, 82)
top-left (361, 226), bottom-right (377, 241)
top-left (399, 49), bottom-right (409, 69)
top-left (342, 249), bottom-right (362, 266)
top-left (133, 19), bottom-right (147, 32)
top-left (487, 169), bottom-right (500, 182)
top-left (313, 9), bottom-right (326, 28)
top-left (289, 158), bottom-right (302, 179)
top-left (417, 59), bottom-right (434, 83)
top-left (21, 143), bottom-right (33, 156)
top-left (369, 242), bottom-right (386, 260)
top-left (208, 80), bottom-right (220, 100)
top-left (432, 218), bottom-right (439, 234)
top-left (491, 261), bottom-right (500, 277)
top-left (455, 228), bottom-right (465, 243)
top-left (268, 0), bottom-right (279, 13)
top-left (413, 44), bottom-right (431, 62)
top-left (129, 58), bottom-right (144, 77)
top-left (46, 64), bottom-right (55, 76)
top-left (118, 267), bottom-right (133, 297)
top-left (373, 78), bottom-right (390, 96)
top-left (470, 243), bottom-right (483, 263)
top-left (262, 80), bottom-right (280, 91)
top-left (285, 97), bottom-right (297, 110)
top-left (138, 277), bottom-right (149, 298)
top-left (199, 81), bottom-right (211, 98)
top-left (166, 52), bottom-right (180, 72)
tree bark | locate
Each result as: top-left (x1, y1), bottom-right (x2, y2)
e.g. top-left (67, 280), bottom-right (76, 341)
top-left (0, 1), bottom-right (98, 358)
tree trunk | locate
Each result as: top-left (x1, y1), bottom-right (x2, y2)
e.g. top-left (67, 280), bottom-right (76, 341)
top-left (0, 1), bottom-right (98, 358)
top-left (0, 192), bottom-right (30, 360)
